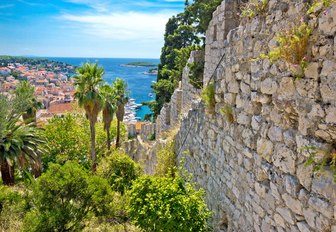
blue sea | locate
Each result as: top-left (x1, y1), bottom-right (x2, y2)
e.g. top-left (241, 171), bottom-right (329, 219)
top-left (46, 57), bottom-right (158, 120)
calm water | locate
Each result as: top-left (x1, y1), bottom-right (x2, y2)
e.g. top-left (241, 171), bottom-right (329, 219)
top-left (46, 57), bottom-right (158, 120)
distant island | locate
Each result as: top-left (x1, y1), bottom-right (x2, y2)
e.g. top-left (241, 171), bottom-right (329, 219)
top-left (120, 61), bottom-right (158, 68)
top-left (144, 68), bottom-right (158, 75)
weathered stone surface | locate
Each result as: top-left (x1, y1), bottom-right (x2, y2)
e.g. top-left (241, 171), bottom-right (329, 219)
top-left (326, 107), bottom-right (336, 124)
top-left (268, 126), bottom-right (283, 142)
top-left (282, 193), bottom-right (303, 215)
top-left (318, 6), bottom-right (336, 35)
top-left (273, 145), bottom-right (296, 174)
top-left (276, 207), bottom-right (295, 225)
top-left (308, 196), bottom-right (333, 219)
top-left (304, 62), bottom-right (319, 80)
top-left (257, 138), bottom-right (273, 162)
top-left (297, 221), bottom-right (311, 232)
top-left (261, 78), bottom-right (278, 95)
top-left (312, 171), bottom-right (336, 202)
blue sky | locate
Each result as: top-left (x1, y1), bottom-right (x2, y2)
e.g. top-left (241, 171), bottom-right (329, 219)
top-left (0, 0), bottom-right (185, 58)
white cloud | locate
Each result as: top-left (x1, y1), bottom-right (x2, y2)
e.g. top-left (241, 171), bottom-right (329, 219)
top-left (59, 11), bottom-right (175, 41)
top-left (62, 0), bottom-right (110, 12)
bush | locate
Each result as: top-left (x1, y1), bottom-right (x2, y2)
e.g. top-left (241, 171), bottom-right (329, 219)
top-left (97, 150), bottom-right (142, 194)
top-left (261, 21), bottom-right (312, 78)
top-left (0, 186), bottom-right (28, 231)
top-left (128, 174), bottom-right (212, 232)
top-left (155, 140), bottom-right (176, 176)
top-left (201, 82), bottom-right (216, 114)
top-left (23, 162), bottom-right (115, 232)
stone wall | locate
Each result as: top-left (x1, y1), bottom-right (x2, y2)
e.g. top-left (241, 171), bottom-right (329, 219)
top-left (176, 0), bottom-right (336, 231)
top-left (155, 51), bottom-right (203, 137)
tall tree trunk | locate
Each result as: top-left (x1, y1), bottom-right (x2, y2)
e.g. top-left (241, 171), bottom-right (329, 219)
top-left (90, 120), bottom-right (97, 172)
top-left (107, 125), bottom-right (111, 150)
top-left (116, 119), bottom-right (120, 148)
top-left (1, 162), bottom-right (15, 186)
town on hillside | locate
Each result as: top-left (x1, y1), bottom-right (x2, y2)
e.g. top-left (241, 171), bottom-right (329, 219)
top-left (0, 57), bottom-right (77, 123)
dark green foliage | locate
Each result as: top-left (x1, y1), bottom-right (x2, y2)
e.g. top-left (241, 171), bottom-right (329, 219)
top-left (148, 133), bottom-right (156, 141)
top-left (97, 150), bottom-right (142, 194)
top-left (188, 60), bottom-right (205, 89)
top-left (23, 162), bottom-right (115, 232)
top-left (152, 0), bottom-right (221, 116)
top-left (128, 174), bottom-right (212, 232)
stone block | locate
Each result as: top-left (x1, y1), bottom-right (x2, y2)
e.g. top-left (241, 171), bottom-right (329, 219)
top-left (274, 213), bottom-right (286, 228)
top-left (297, 221), bottom-right (311, 232)
top-left (282, 193), bottom-right (303, 215)
top-left (303, 208), bottom-right (317, 228)
top-left (276, 207), bottom-right (295, 225)
top-left (257, 138), bottom-right (273, 162)
top-left (321, 73), bottom-right (336, 102)
top-left (296, 164), bottom-right (313, 191)
top-left (261, 78), bottom-right (278, 95)
top-left (278, 77), bottom-right (296, 99)
top-left (304, 62), bottom-right (319, 80)
top-left (268, 126), bottom-right (283, 142)
top-left (312, 171), bottom-right (336, 202)
top-left (308, 196), bottom-right (333, 219)
top-left (326, 107), bottom-right (336, 124)
top-left (318, 6), bottom-right (336, 35)
top-left (284, 175), bottom-right (300, 196)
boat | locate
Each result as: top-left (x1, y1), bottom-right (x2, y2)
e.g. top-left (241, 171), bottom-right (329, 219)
top-left (148, 93), bottom-right (153, 97)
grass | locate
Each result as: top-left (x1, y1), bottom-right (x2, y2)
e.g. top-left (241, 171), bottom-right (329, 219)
top-left (201, 82), bottom-right (216, 114)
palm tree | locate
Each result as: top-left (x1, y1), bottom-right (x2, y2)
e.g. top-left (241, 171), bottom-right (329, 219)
top-left (113, 78), bottom-right (129, 148)
top-left (74, 62), bottom-right (104, 172)
top-left (14, 81), bottom-right (42, 124)
top-left (0, 96), bottom-right (46, 185)
top-left (14, 81), bottom-right (44, 177)
top-left (100, 84), bottom-right (117, 150)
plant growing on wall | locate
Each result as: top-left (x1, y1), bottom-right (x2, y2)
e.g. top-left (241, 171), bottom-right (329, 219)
top-left (201, 82), bottom-right (216, 114)
top-left (261, 21), bottom-right (312, 78)
top-left (302, 145), bottom-right (336, 182)
top-left (188, 60), bottom-right (205, 89)
top-left (240, 0), bottom-right (269, 18)
top-left (307, 0), bottom-right (336, 15)
top-left (220, 104), bottom-right (235, 123)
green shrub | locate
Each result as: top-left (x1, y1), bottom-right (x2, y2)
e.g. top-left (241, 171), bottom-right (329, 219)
top-left (97, 150), bottom-right (142, 194)
top-left (0, 186), bottom-right (28, 231)
top-left (240, 0), bottom-right (269, 18)
top-left (155, 140), bottom-right (176, 176)
top-left (23, 162), bottom-right (115, 232)
top-left (188, 61), bottom-right (204, 89)
top-left (128, 174), bottom-right (212, 232)
top-left (201, 82), bottom-right (216, 114)
top-left (261, 21), bottom-right (312, 78)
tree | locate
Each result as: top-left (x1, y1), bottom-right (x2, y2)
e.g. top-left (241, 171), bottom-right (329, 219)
top-left (100, 84), bottom-right (117, 150)
top-left (128, 173), bottom-right (212, 232)
top-left (0, 95), bottom-right (45, 185)
top-left (23, 162), bottom-right (115, 232)
top-left (113, 78), bottom-right (128, 148)
top-left (97, 150), bottom-right (142, 195)
top-left (13, 81), bottom-right (42, 125)
top-left (74, 62), bottom-right (104, 172)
